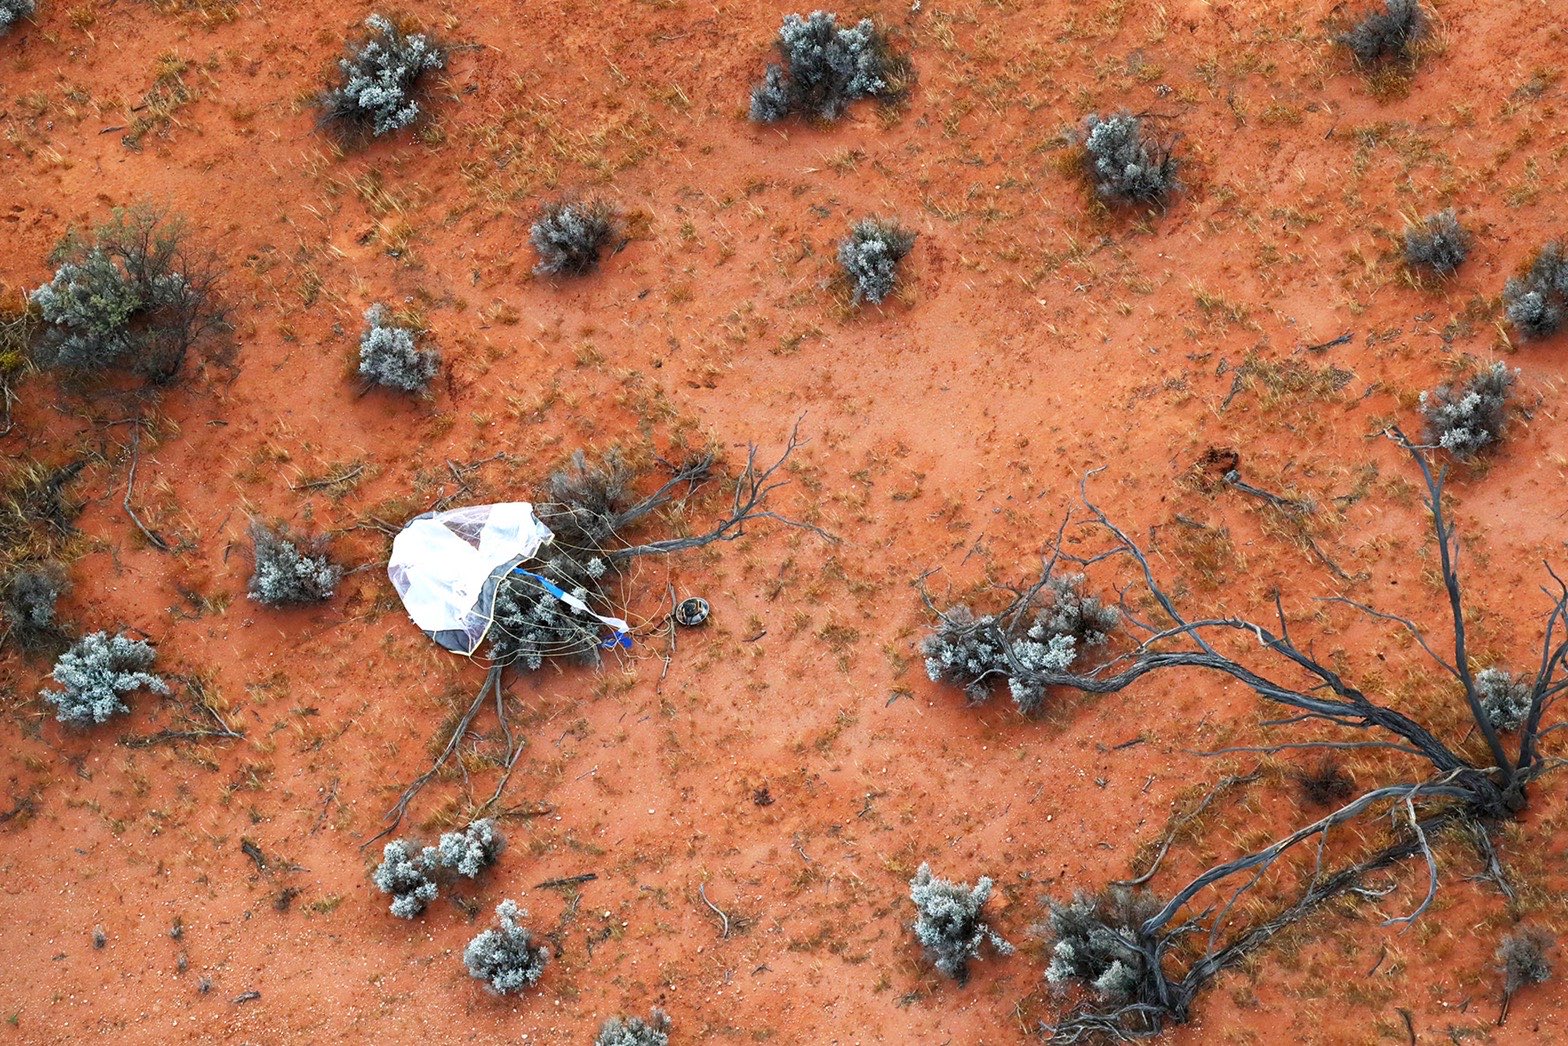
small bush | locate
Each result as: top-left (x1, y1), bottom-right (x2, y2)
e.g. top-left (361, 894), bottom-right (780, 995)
top-left (908, 863), bottom-right (1013, 983)
top-left (838, 218), bottom-right (915, 306)
top-left (921, 605), bottom-right (1009, 704)
top-left (1418, 362), bottom-right (1515, 459)
top-left (923, 573), bottom-right (1118, 713)
top-left (530, 198), bottom-right (619, 277)
top-left (748, 12), bottom-right (904, 123)
top-left (2, 560), bottom-right (69, 654)
top-left (41, 631), bottom-right (169, 726)
top-left (29, 207), bottom-right (224, 384)
top-left (371, 839), bottom-right (438, 918)
top-left (1292, 757), bottom-right (1355, 807)
top-left (1082, 112), bottom-right (1180, 206)
top-left (1404, 210), bottom-right (1469, 276)
top-left (464, 899), bottom-right (549, 995)
top-left (1043, 887), bottom-right (1162, 1004)
top-left (1478, 667), bottom-right (1532, 732)
top-left (434, 818), bottom-right (505, 878)
top-left (318, 14), bottom-right (445, 138)
top-left (542, 449), bottom-right (634, 547)
top-left (596, 1009), bottom-right (671, 1046)
top-left (358, 304), bottom-right (438, 392)
top-left (1498, 926), bottom-right (1553, 998)
top-left (1, 0), bottom-right (35, 33)
top-left (247, 521), bottom-right (342, 607)
top-left (1503, 244), bottom-right (1568, 339)
top-left (1338, 0), bottom-right (1427, 66)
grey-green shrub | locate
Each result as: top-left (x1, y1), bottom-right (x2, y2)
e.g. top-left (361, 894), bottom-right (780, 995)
top-left (908, 863), bottom-right (1012, 983)
top-left (2, 560), bottom-right (69, 654)
top-left (372, 839), bottom-right (438, 918)
top-left (29, 208), bottom-right (222, 383)
top-left (1082, 112), bottom-right (1180, 206)
top-left (247, 522), bottom-right (341, 607)
top-left (595, 1009), bottom-right (671, 1046)
top-left (748, 12), bottom-right (902, 123)
top-left (530, 198), bottom-right (618, 277)
top-left (434, 819), bottom-right (505, 878)
top-left (1404, 209), bottom-right (1469, 276)
top-left (1338, 0), bottom-right (1426, 66)
top-left (359, 305), bottom-right (438, 392)
top-left (923, 573), bottom-right (1118, 713)
top-left (1504, 244), bottom-right (1568, 338)
top-left (41, 631), bottom-right (169, 726)
top-left (1478, 667), bottom-right (1532, 732)
top-left (1043, 887), bottom-right (1162, 1005)
top-left (464, 900), bottom-right (549, 995)
top-left (1419, 362), bottom-right (1515, 459)
top-left (921, 605), bottom-right (1009, 704)
top-left (838, 218), bottom-right (915, 305)
top-left (1498, 926), bottom-right (1553, 998)
top-left (319, 14), bottom-right (445, 137)
top-left (0, 0), bottom-right (35, 33)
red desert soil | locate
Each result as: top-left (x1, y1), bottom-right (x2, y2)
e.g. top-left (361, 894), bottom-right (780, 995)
top-left (3, 1), bottom-right (1568, 1042)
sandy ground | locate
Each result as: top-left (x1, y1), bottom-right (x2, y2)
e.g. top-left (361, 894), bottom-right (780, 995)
top-left (3, 0), bottom-right (1568, 1042)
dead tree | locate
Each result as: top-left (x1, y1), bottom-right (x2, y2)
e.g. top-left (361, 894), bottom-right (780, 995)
top-left (922, 431), bottom-right (1568, 1040)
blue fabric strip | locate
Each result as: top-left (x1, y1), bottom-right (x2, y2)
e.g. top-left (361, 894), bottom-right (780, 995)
top-left (513, 567), bottom-right (633, 650)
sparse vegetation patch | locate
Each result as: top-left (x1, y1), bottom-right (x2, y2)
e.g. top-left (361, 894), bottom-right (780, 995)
top-left (1418, 362), bottom-right (1515, 459)
top-left (41, 631), bottom-right (169, 726)
top-left (838, 218), bottom-right (915, 306)
top-left (29, 207), bottom-right (224, 384)
top-left (908, 863), bottom-right (1013, 983)
top-left (748, 12), bottom-right (906, 123)
top-left (319, 14), bottom-right (445, 138)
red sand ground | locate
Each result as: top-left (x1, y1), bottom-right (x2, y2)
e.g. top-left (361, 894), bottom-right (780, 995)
top-left (3, 0), bottom-right (1568, 1042)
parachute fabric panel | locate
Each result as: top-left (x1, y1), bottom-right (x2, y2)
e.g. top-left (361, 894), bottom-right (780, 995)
top-left (388, 503), bottom-right (555, 655)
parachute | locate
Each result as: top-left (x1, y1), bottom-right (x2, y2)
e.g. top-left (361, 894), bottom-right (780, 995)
top-left (387, 502), bottom-right (630, 656)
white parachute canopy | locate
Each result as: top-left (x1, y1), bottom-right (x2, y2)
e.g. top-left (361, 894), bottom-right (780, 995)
top-left (387, 502), bottom-right (630, 657)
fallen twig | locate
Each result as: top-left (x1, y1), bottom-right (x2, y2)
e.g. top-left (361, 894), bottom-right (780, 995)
top-left (363, 664), bottom-right (503, 850)
top-left (1303, 332), bottom-right (1354, 353)
top-left (121, 676), bottom-right (243, 748)
top-left (290, 464), bottom-right (364, 492)
top-left (240, 838), bottom-right (267, 872)
top-left (123, 428), bottom-right (171, 552)
top-left (698, 883), bottom-right (731, 939)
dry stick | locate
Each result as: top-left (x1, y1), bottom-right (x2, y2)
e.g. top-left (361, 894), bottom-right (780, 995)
top-left (124, 428), bottom-right (171, 552)
top-left (290, 464), bottom-right (364, 491)
top-left (121, 675), bottom-right (244, 747)
top-left (698, 883), bottom-right (731, 939)
top-left (1113, 771), bottom-right (1260, 888)
top-left (475, 741), bottom-right (525, 819)
top-left (656, 582), bottom-right (677, 692)
top-left (1303, 332), bottom-right (1354, 353)
top-left (363, 663), bottom-right (502, 850)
